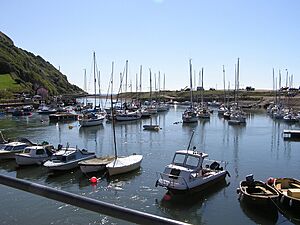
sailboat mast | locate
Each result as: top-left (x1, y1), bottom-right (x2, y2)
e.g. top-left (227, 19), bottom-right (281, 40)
top-left (84, 68), bottom-right (87, 106)
top-left (272, 68), bottom-right (276, 104)
top-left (149, 69), bottom-right (152, 100)
top-left (163, 73), bottom-right (166, 91)
top-left (139, 65), bottom-right (142, 92)
top-left (93, 52), bottom-right (97, 109)
top-left (125, 60), bottom-right (128, 93)
top-left (201, 67), bottom-right (204, 106)
top-left (98, 70), bottom-right (102, 109)
top-left (234, 64), bottom-right (237, 104)
top-left (223, 65), bottom-right (226, 105)
top-left (237, 58), bottom-right (240, 107)
top-left (110, 62), bottom-right (117, 159)
top-left (189, 59), bottom-right (193, 107)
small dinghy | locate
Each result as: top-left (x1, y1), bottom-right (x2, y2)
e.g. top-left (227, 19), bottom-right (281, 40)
top-left (237, 174), bottom-right (279, 206)
top-left (79, 156), bottom-right (115, 173)
top-left (271, 177), bottom-right (300, 211)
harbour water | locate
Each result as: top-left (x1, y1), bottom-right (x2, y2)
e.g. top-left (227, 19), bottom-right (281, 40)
top-left (0, 105), bottom-right (299, 225)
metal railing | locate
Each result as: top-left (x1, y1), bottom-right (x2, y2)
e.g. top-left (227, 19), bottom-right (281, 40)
top-left (0, 174), bottom-right (190, 225)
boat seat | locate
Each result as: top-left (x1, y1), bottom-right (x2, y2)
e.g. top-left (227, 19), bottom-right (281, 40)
top-left (290, 183), bottom-right (300, 189)
top-left (281, 180), bottom-right (290, 189)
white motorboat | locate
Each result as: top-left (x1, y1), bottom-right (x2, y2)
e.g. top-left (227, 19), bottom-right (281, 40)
top-left (0, 142), bottom-right (30, 159)
top-left (43, 147), bottom-right (96, 171)
top-left (15, 145), bottom-right (55, 166)
top-left (106, 154), bottom-right (143, 176)
top-left (78, 112), bottom-right (105, 127)
top-left (79, 156), bottom-right (115, 173)
top-left (156, 148), bottom-right (229, 195)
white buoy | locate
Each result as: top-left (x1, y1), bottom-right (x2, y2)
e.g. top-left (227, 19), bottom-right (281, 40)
top-left (289, 199), bottom-right (293, 207)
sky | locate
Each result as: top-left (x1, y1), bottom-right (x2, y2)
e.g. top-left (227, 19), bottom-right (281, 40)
top-left (1, 0), bottom-right (300, 93)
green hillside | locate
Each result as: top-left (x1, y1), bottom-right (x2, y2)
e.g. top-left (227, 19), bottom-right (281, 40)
top-left (0, 31), bottom-right (84, 96)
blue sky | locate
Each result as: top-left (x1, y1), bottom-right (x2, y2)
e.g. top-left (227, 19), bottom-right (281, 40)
top-left (1, 0), bottom-right (300, 93)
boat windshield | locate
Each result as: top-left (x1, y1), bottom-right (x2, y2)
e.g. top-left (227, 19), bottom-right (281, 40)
top-left (173, 153), bottom-right (200, 168)
top-left (185, 155), bottom-right (200, 168)
top-left (173, 153), bottom-right (186, 166)
top-left (4, 145), bottom-right (13, 151)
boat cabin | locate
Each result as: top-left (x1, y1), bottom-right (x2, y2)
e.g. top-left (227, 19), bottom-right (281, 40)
top-left (2, 142), bottom-right (29, 152)
top-left (171, 150), bottom-right (208, 170)
top-left (22, 145), bottom-right (54, 157)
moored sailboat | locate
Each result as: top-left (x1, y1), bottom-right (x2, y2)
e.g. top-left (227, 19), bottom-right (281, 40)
top-left (105, 62), bottom-right (143, 176)
top-left (182, 59), bottom-right (198, 123)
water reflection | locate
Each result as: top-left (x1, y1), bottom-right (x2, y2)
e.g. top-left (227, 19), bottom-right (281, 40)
top-left (239, 200), bottom-right (278, 224)
top-left (16, 165), bottom-right (48, 180)
top-left (157, 180), bottom-right (229, 224)
top-left (0, 159), bottom-right (16, 173)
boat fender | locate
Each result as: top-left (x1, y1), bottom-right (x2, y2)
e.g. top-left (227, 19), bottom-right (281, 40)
top-left (280, 195), bottom-right (284, 203)
top-left (236, 188), bottom-right (240, 194)
top-left (155, 180), bottom-right (159, 187)
top-left (289, 199), bottom-right (293, 207)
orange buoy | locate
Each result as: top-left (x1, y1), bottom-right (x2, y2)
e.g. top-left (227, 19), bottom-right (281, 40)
top-left (89, 176), bottom-right (98, 184)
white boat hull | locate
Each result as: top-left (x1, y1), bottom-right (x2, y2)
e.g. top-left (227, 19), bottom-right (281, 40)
top-left (157, 170), bottom-right (227, 194)
top-left (15, 154), bottom-right (49, 166)
top-left (44, 155), bottom-right (95, 171)
top-left (79, 118), bottom-right (104, 127)
top-left (106, 155), bottom-right (143, 176)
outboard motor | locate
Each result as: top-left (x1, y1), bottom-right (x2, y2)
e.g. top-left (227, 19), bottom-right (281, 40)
top-left (210, 161), bottom-right (220, 170)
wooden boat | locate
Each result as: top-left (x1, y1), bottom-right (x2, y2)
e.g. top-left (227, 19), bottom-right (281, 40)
top-left (79, 156), bottom-right (115, 173)
top-left (43, 146), bottom-right (96, 171)
top-left (15, 145), bottom-right (55, 166)
top-left (237, 175), bottom-right (279, 206)
top-left (271, 177), bottom-right (300, 211)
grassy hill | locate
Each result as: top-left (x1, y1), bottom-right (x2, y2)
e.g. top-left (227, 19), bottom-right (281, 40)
top-left (0, 31), bottom-right (84, 97)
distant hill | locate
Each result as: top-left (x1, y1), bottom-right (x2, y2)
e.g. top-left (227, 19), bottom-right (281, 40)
top-left (0, 31), bottom-right (84, 96)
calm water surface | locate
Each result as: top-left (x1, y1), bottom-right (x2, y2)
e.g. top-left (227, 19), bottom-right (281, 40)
top-left (0, 105), bottom-right (299, 225)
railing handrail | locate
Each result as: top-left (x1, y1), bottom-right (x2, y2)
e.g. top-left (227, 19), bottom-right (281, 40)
top-left (0, 174), bottom-right (190, 225)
